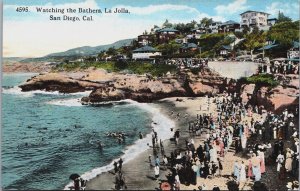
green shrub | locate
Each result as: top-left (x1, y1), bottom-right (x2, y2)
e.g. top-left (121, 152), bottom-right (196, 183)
top-left (240, 74), bottom-right (279, 88)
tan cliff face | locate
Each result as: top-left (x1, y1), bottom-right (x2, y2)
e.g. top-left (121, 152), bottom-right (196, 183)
top-left (239, 74), bottom-right (299, 113)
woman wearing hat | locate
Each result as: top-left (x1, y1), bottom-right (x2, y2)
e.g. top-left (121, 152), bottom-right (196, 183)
top-left (251, 153), bottom-right (261, 181)
top-left (247, 159), bottom-right (253, 179)
top-left (285, 148), bottom-right (293, 172)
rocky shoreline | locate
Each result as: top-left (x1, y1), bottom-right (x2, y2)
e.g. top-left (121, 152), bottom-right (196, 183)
top-left (18, 67), bottom-right (299, 113)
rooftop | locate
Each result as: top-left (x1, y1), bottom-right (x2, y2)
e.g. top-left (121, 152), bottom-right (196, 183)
top-left (240, 10), bottom-right (270, 16)
top-left (221, 45), bottom-right (232, 50)
top-left (132, 45), bottom-right (159, 53)
top-left (181, 43), bottom-right (198, 49)
top-left (220, 20), bottom-right (240, 26)
top-left (267, 18), bottom-right (278, 21)
top-left (157, 28), bottom-right (179, 33)
top-left (258, 43), bottom-right (279, 50)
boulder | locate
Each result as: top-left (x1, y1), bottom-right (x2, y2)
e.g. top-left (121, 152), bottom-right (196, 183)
top-left (268, 86), bottom-right (299, 110)
top-left (189, 82), bottom-right (218, 96)
top-left (19, 73), bottom-right (103, 93)
top-left (87, 88), bottom-right (125, 102)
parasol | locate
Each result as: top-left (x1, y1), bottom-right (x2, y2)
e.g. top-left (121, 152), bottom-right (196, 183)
top-left (69, 173), bottom-right (80, 180)
top-left (161, 182), bottom-right (171, 191)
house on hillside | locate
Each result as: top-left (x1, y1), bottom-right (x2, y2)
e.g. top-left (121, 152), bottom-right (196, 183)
top-left (137, 34), bottom-right (155, 46)
top-left (287, 41), bottom-right (300, 59)
top-left (219, 20), bottom-right (240, 33)
top-left (267, 18), bottom-right (278, 26)
top-left (240, 10), bottom-right (270, 31)
top-left (132, 45), bottom-right (161, 59)
top-left (180, 43), bottom-right (198, 53)
top-left (191, 26), bottom-right (207, 38)
top-left (219, 45), bottom-right (233, 57)
top-left (208, 21), bottom-right (222, 33)
top-left (156, 28), bottom-right (179, 43)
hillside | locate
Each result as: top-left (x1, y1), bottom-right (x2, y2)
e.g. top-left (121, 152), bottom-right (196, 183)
top-left (3, 57), bottom-right (28, 64)
top-left (20, 38), bottom-right (134, 63)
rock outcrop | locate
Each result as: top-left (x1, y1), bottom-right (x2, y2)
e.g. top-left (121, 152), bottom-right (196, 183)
top-left (19, 69), bottom-right (229, 103)
top-left (20, 69), bottom-right (298, 110)
top-left (19, 73), bottom-right (104, 93)
top-left (239, 74), bottom-right (299, 113)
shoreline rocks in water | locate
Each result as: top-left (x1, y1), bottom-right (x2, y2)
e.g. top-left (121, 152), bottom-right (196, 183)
top-left (19, 69), bottom-right (227, 103)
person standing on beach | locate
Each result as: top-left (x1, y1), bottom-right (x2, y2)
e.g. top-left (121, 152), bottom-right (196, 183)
top-left (155, 156), bottom-right (160, 166)
top-left (139, 132), bottom-right (143, 139)
top-left (74, 178), bottom-right (80, 191)
top-left (239, 161), bottom-right (246, 183)
top-left (118, 158), bottom-right (123, 171)
top-left (154, 164), bottom-right (160, 180)
top-left (113, 161), bottom-right (118, 173)
top-left (174, 130), bottom-right (180, 145)
top-left (233, 160), bottom-right (240, 181)
top-left (160, 139), bottom-right (164, 154)
top-left (217, 158), bottom-right (223, 177)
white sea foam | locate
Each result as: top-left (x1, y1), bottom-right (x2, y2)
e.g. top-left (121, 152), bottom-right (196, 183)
top-left (63, 99), bottom-right (175, 190)
top-left (46, 98), bottom-right (83, 107)
top-left (2, 86), bottom-right (91, 97)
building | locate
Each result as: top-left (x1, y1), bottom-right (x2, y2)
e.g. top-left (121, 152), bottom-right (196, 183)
top-left (219, 45), bottom-right (233, 57)
top-left (288, 41), bottom-right (300, 59)
top-left (137, 34), bottom-right (155, 46)
top-left (208, 21), bottom-right (222, 33)
top-left (240, 10), bottom-right (270, 28)
top-left (156, 28), bottom-right (179, 43)
top-left (191, 25), bottom-right (207, 38)
top-left (132, 45), bottom-right (161, 59)
top-left (180, 43), bottom-right (198, 53)
top-left (267, 18), bottom-right (278, 26)
top-left (219, 20), bottom-right (240, 33)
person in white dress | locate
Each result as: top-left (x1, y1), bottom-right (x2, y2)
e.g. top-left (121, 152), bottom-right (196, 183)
top-left (209, 146), bottom-right (218, 163)
top-left (239, 161), bottom-right (247, 183)
top-left (241, 134), bottom-right (247, 149)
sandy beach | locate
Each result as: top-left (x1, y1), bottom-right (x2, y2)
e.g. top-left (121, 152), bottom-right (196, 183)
top-left (84, 96), bottom-right (264, 190)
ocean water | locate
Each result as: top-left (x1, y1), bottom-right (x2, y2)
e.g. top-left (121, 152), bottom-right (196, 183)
top-left (1, 73), bottom-right (174, 190)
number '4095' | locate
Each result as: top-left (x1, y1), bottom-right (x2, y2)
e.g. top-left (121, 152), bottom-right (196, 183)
top-left (16, 7), bottom-right (29, 12)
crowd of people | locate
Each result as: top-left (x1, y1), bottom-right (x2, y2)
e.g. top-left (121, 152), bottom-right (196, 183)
top-left (145, 91), bottom-right (298, 191)
top-left (258, 60), bottom-right (299, 75)
top-left (163, 58), bottom-right (209, 70)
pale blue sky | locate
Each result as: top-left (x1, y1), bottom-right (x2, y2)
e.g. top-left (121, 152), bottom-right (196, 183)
top-left (3, 0), bottom-right (299, 57)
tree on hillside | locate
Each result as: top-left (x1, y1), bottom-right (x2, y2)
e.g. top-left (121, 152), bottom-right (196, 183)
top-left (162, 19), bottom-right (173, 28)
top-left (242, 25), bottom-right (250, 35)
top-left (106, 47), bottom-right (118, 56)
top-left (156, 41), bottom-right (181, 56)
top-left (191, 20), bottom-right (197, 28)
top-left (267, 20), bottom-right (299, 57)
top-left (199, 33), bottom-right (226, 52)
top-left (97, 50), bottom-right (106, 60)
top-left (242, 31), bottom-right (266, 58)
top-left (267, 21), bottom-right (299, 46)
top-left (277, 11), bottom-right (292, 23)
top-left (200, 17), bottom-right (213, 27)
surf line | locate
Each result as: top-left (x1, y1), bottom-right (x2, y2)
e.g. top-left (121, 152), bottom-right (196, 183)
top-left (63, 100), bottom-right (175, 190)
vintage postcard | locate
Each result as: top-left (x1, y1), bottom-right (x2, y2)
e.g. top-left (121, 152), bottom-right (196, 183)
top-left (2, 0), bottom-right (299, 190)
